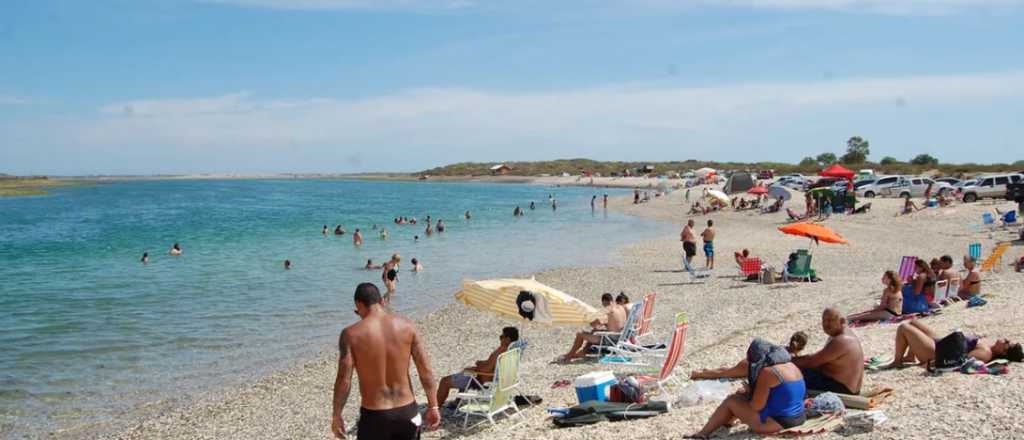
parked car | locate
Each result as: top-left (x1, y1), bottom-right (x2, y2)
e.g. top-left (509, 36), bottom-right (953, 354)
top-left (758, 170), bottom-right (774, 180)
top-left (935, 177), bottom-right (960, 186)
top-left (775, 175), bottom-right (807, 190)
top-left (809, 177), bottom-right (840, 190)
top-left (856, 175), bottom-right (902, 198)
top-left (962, 174), bottom-right (1024, 202)
top-left (880, 176), bottom-right (953, 198)
top-left (1007, 182), bottom-right (1024, 203)
top-left (853, 179), bottom-right (876, 190)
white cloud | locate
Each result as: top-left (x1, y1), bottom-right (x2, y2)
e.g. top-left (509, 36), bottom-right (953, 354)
top-left (69, 71), bottom-right (1023, 160)
top-left (704, 0), bottom-right (1024, 15)
top-left (203, 0), bottom-right (476, 11)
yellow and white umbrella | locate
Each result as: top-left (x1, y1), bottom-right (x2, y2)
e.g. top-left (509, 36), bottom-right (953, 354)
top-left (706, 189), bottom-right (730, 204)
top-left (454, 278), bottom-right (603, 326)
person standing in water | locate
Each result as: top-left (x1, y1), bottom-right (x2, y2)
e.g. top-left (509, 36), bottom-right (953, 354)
top-left (424, 221), bottom-right (433, 236)
top-left (169, 243), bottom-right (182, 256)
top-left (464, 211), bottom-right (471, 220)
top-left (331, 283), bottom-right (440, 439)
top-left (334, 225), bottom-right (345, 236)
top-left (529, 201), bottom-right (535, 210)
top-left (603, 194), bottom-right (608, 208)
top-left (591, 195), bottom-right (597, 211)
top-left (551, 198), bottom-right (557, 211)
top-left (353, 229), bottom-right (363, 246)
top-left (322, 225), bottom-right (329, 236)
top-left (284, 259), bottom-right (292, 270)
top-left (140, 252), bottom-right (149, 264)
top-left (435, 219), bottom-right (445, 233)
top-left (701, 219), bottom-right (716, 270)
top-left (382, 254), bottom-right (401, 303)
top-left (379, 228), bottom-right (388, 240)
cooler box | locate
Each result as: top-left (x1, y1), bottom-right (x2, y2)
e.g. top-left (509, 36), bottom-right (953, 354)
top-left (574, 371), bottom-right (616, 404)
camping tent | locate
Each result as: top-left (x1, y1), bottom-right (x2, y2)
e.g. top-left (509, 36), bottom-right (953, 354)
top-left (722, 172), bottom-right (754, 195)
top-left (819, 164), bottom-right (855, 181)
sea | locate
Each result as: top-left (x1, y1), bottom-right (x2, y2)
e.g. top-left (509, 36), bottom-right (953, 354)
top-left (0, 179), bottom-right (673, 438)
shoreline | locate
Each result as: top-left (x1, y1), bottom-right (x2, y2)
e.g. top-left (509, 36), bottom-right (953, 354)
top-left (96, 187), bottom-right (1024, 439)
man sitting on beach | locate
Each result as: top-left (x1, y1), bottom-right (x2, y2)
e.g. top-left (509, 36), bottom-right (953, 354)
top-left (558, 293), bottom-right (626, 361)
top-left (792, 308), bottom-right (863, 395)
top-left (436, 327), bottom-right (518, 406)
top-left (691, 309), bottom-right (862, 395)
top-left (332, 283), bottom-right (440, 439)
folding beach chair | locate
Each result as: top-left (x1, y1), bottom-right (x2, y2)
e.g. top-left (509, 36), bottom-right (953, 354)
top-left (968, 243), bottom-right (982, 262)
top-left (738, 257), bottom-right (762, 280)
top-left (456, 348), bottom-right (523, 428)
top-left (682, 257), bottom-right (711, 280)
top-left (933, 279), bottom-right (951, 305)
top-left (591, 303), bottom-right (641, 357)
top-left (980, 242), bottom-right (1010, 273)
top-left (784, 251), bottom-right (813, 282)
top-left (897, 256), bottom-right (917, 283)
top-left (1002, 211), bottom-right (1018, 228)
top-left (982, 213), bottom-right (996, 229)
top-left (634, 293), bottom-right (657, 344)
top-left (627, 313), bottom-right (689, 400)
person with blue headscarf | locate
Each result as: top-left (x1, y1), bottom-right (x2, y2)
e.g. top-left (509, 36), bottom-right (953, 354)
top-left (686, 339), bottom-right (806, 438)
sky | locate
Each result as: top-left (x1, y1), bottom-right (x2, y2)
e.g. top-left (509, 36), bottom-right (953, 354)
top-left (1, 0), bottom-right (1023, 175)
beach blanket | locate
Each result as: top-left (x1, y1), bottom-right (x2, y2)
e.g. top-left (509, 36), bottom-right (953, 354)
top-left (960, 359), bottom-right (1009, 375)
top-left (551, 401), bottom-right (668, 428)
top-left (775, 413), bottom-right (844, 436)
top-left (808, 386), bottom-right (894, 410)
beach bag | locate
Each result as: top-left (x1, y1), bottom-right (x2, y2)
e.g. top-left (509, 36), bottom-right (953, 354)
top-left (760, 268), bottom-right (775, 284)
top-left (609, 377), bottom-right (646, 404)
top-left (932, 331), bottom-right (970, 372)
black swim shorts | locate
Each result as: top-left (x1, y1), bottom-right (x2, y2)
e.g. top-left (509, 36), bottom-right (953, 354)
top-left (683, 241), bottom-right (697, 258)
top-left (358, 401), bottom-right (421, 440)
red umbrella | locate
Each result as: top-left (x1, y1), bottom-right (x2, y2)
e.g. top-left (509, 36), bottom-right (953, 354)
top-left (747, 186), bottom-right (769, 195)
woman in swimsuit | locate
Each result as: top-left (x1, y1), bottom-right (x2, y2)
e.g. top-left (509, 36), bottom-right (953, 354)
top-left (381, 254), bottom-right (401, 303)
top-left (888, 320), bottom-right (1023, 368)
top-left (901, 259), bottom-right (935, 314)
top-left (957, 255), bottom-right (982, 299)
top-left (687, 339), bottom-right (805, 438)
top-left (169, 243), bottom-right (182, 256)
top-left (849, 270), bottom-right (903, 323)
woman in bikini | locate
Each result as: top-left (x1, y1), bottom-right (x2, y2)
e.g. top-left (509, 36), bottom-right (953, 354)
top-left (902, 259), bottom-right (935, 314)
top-left (848, 270), bottom-right (903, 323)
top-left (887, 320), bottom-right (1023, 368)
top-left (956, 255), bottom-right (982, 299)
top-left (381, 254), bottom-right (401, 304)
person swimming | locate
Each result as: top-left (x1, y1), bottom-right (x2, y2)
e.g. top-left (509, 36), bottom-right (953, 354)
top-left (436, 219), bottom-right (445, 233)
top-left (140, 252), bottom-right (149, 264)
top-left (169, 243), bottom-right (182, 256)
top-left (284, 259), bottom-right (292, 270)
top-left (334, 225), bottom-right (345, 235)
top-left (465, 211), bottom-right (471, 220)
top-left (411, 258), bottom-right (423, 272)
top-left (365, 259), bottom-right (382, 270)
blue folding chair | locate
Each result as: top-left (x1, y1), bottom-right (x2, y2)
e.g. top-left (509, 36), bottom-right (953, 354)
top-left (969, 243), bottom-right (982, 261)
top-left (982, 212), bottom-right (995, 228)
top-left (1002, 210), bottom-right (1018, 227)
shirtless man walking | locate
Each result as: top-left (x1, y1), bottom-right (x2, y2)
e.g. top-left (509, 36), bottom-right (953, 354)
top-left (681, 219), bottom-right (697, 266)
top-left (701, 219), bottom-right (716, 270)
top-left (332, 283), bottom-right (440, 439)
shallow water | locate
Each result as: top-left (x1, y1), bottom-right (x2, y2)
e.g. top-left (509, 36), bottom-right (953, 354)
top-left (0, 179), bottom-right (672, 437)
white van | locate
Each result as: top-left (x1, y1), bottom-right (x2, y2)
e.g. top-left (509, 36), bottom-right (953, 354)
top-left (961, 174), bottom-right (1024, 202)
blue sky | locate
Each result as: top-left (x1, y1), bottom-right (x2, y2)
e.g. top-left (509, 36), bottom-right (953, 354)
top-left (2, 0), bottom-right (1023, 175)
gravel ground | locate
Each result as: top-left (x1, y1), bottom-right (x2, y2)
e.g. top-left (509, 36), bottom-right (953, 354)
top-left (101, 188), bottom-right (1024, 440)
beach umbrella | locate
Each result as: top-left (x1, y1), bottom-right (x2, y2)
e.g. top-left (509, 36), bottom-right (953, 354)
top-left (768, 186), bottom-right (791, 201)
top-left (705, 189), bottom-right (730, 204)
top-left (747, 186), bottom-right (768, 195)
top-left (778, 223), bottom-right (849, 245)
top-left (454, 278), bottom-right (603, 326)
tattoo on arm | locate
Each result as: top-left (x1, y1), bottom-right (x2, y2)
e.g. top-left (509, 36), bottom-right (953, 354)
top-left (411, 329), bottom-right (439, 408)
top-left (333, 330), bottom-right (354, 419)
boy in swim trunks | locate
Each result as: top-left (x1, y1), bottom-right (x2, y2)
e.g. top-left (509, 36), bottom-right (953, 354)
top-left (701, 219), bottom-right (715, 269)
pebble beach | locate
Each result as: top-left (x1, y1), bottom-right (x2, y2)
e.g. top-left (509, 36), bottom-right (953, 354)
top-left (101, 187), bottom-right (1024, 440)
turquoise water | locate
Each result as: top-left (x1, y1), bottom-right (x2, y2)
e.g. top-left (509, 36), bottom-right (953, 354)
top-left (0, 179), bottom-right (671, 437)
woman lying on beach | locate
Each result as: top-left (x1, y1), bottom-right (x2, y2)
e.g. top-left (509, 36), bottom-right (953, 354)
top-left (956, 255), bottom-right (981, 299)
top-left (887, 321), bottom-right (1023, 369)
top-left (848, 270), bottom-right (903, 323)
top-left (686, 339), bottom-right (806, 439)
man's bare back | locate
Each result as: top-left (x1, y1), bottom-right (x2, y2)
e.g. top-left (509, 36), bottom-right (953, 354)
top-left (342, 313), bottom-right (418, 409)
top-left (332, 283), bottom-right (439, 439)
top-left (701, 226), bottom-right (715, 241)
top-left (818, 331), bottom-right (864, 393)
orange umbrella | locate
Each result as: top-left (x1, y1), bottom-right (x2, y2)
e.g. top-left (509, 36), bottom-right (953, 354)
top-left (778, 223), bottom-right (849, 245)
top-left (747, 186), bottom-right (768, 195)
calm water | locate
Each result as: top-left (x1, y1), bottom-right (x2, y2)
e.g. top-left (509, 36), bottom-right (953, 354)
top-left (0, 179), bottom-right (671, 437)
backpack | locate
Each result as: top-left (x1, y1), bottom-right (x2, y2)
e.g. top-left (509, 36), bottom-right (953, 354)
top-left (931, 331), bottom-right (970, 372)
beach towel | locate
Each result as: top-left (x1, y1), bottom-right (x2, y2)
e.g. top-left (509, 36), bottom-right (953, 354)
top-left (809, 386), bottom-right (894, 410)
top-left (775, 413), bottom-right (844, 436)
top-left (551, 401), bottom-right (668, 427)
top-left (959, 359), bottom-right (1009, 376)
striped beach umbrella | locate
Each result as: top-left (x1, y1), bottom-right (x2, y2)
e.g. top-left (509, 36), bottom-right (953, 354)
top-left (454, 278), bottom-right (603, 326)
